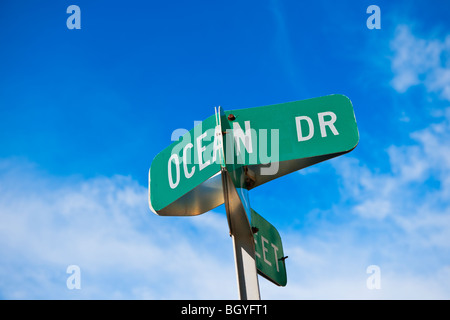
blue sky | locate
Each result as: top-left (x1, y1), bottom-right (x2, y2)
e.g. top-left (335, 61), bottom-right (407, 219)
top-left (1, 0), bottom-right (450, 299)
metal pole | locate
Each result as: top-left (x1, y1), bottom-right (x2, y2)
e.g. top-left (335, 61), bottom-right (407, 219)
top-left (221, 169), bottom-right (260, 300)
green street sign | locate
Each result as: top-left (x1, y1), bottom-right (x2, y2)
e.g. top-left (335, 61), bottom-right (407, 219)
top-left (251, 209), bottom-right (287, 287)
top-left (148, 94), bottom-right (359, 216)
top-left (220, 94), bottom-right (359, 189)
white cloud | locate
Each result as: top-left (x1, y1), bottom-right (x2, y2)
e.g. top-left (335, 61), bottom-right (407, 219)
top-left (390, 25), bottom-right (450, 100)
top-left (266, 107), bottom-right (449, 299)
top-left (334, 108), bottom-right (450, 247)
top-left (0, 159), bottom-right (236, 299)
top-left (2, 125), bottom-right (450, 300)
top-left (311, 109), bottom-right (450, 298)
top-left (261, 227), bottom-right (450, 299)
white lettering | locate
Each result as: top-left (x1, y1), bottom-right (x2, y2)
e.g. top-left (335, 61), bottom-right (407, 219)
top-left (318, 111), bottom-right (339, 137)
top-left (366, 265), bottom-right (381, 289)
top-left (181, 304), bottom-right (215, 317)
top-left (366, 5), bottom-right (381, 30)
top-left (261, 236), bottom-right (272, 266)
top-left (66, 5), bottom-right (81, 30)
top-left (196, 132), bottom-right (211, 171)
top-left (168, 154), bottom-right (180, 189)
top-left (225, 305), bottom-right (266, 315)
top-left (271, 243), bottom-right (280, 272)
top-left (259, 129), bottom-right (280, 176)
top-left (295, 116), bottom-right (314, 141)
top-left (233, 121), bottom-right (253, 155)
top-left (66, 265), bottom-right (81, 289)
top-left (254, 237), bottom-right (261, 258)
top-left (183, 143), bottom-right (195, 179)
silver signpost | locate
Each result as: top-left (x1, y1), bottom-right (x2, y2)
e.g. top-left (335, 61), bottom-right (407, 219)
top-left (221, 168), bottom-right (261, 299)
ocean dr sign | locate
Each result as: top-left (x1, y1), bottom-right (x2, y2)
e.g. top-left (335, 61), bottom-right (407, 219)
top-left (148, 94), bottom-right (359, 216)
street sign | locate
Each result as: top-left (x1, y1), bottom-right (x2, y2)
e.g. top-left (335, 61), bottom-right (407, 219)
top-left (148, 94), bottom-right (359, 216)
top-left (251, 209), bottom-right (287, 287)
top-left (148, 94), bottom-right (359, 299)
top-left (221, 94), bottom-right (359, 189)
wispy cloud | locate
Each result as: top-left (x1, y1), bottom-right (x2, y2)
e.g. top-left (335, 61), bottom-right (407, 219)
top-left (0, 159), bottom-right (235, 299)
top-left (260, 108), bottom-right (450, 300)
top-left (334, 107), bottom-right (450, 243)
top-left (1, 131), bottom-right (450, 300)
top-left (317, 107), bottom-right (450, 297)
top-left (390, 25), bottom-right (450, 100)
